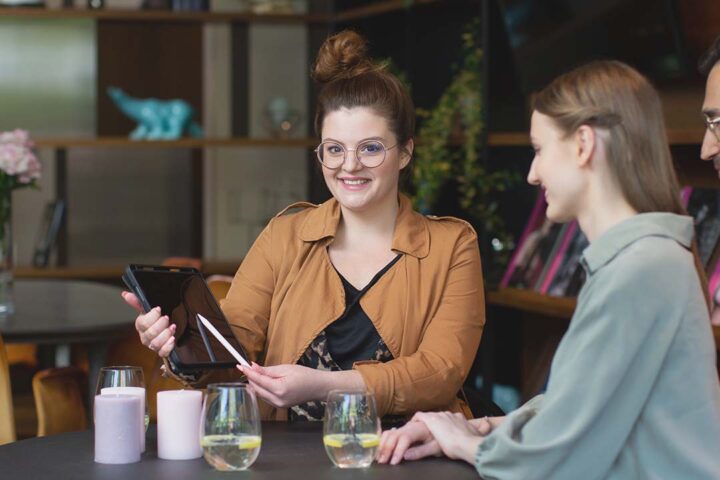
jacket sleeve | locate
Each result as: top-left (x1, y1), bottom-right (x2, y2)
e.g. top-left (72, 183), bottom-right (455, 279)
top-left (474, 251), bottom-right (690, 480)
top-left (220, 220), bottom-right (276, 365)
top-left (353, 226), bottom-right (485, 416)
top-left (161, 220), bottom-right (278, 389)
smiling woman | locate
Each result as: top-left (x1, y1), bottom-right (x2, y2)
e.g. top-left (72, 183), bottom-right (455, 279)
top-left (123, 30), bottom-right (486, 424)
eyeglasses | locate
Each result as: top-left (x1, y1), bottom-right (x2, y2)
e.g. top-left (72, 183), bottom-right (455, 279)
top-left (314, 139), bottom-right (399, 169)
top-left (704, 115), bottom-right (720, 142)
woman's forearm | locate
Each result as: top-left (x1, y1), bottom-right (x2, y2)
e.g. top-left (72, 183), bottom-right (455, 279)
top-left (319, 370), bottom-right (366, 399)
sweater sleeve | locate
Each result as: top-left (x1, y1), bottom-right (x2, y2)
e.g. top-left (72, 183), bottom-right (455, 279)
top-left (475, 250), bottom-right (688, 480)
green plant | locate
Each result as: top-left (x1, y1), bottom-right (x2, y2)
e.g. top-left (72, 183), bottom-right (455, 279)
top-left (411, 19), bottom-right (518, 284)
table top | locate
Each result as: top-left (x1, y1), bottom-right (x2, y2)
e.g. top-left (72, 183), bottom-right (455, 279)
top-left (0, 279), bottom-right (133, 344)
top-left (0, 422), bottom-right (479, 479)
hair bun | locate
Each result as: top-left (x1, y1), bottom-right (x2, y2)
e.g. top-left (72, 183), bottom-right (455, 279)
top-left (313, 30), bottom-right (377, 84)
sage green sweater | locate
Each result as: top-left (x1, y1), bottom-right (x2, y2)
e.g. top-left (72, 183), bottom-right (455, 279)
top-left (476, 213), bottom-right (720, 479)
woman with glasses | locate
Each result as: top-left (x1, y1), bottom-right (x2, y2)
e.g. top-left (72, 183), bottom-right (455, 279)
top-left (377, 60), bottom-right (720, 478)
top-left (123, 30), bottom-right (484, 422)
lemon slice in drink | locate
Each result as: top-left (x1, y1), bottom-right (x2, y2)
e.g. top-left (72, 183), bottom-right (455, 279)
top-left (323, 434), bottom-right (380, 448)
top-left (201, 434), bottom-right (262, 450)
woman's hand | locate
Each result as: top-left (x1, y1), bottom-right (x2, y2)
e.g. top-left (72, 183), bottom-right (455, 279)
top-left (376, 421), bottom-right (441, 465)
top-left (469, 415), bottom-right (506, 436)
top-left (121, 291), bottom-right (176, 357)
top-left (413, 411), bottom-right (484, 465)
top-left (238, 363), bottom-right (329, 409)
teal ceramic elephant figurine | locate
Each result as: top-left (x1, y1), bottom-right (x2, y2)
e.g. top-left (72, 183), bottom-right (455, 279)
top-left (107, 87), bottom-right (203, 140)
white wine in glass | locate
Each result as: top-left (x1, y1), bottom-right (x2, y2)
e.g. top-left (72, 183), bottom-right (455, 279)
top-left (323, 390), bottom-right (381, 468)
top-left (201, 383), bottom-right (261, 471)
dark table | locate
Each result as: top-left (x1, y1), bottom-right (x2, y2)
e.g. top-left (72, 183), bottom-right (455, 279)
top-left (0, 422), bottom-right (479, 479)
top-left (0, 279), bottom-right (134, 398)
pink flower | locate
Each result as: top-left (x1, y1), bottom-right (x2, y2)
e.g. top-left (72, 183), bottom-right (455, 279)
top-left (0, 129), bottom-right (41, 185)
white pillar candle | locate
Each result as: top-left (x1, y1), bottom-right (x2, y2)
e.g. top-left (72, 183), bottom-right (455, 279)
top-left (101, 386), bottom-right (146, 452)
top-left (157, 390), bottom-right (203, 460)
top-left (94, 394), bottom-right (142, 464)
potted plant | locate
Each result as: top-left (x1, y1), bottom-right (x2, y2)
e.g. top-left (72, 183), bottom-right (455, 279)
top-left (411, 19), bottom-right (518, 286)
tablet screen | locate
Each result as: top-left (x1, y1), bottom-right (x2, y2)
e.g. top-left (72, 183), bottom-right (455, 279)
top-left (129, 265), bottom-right (246, 369)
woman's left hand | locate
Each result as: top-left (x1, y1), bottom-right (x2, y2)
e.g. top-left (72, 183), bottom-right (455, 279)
top-left (412, 411), bottom-right (484, 465)
top-left (238, 363), bottom-right (327, 408)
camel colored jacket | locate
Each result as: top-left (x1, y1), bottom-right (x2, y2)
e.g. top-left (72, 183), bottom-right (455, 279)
top-left (218, 194), bottom-right (485, 420)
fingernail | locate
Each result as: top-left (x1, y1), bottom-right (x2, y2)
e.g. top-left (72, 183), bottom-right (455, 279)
top-left (153, 306), bottom-right (161, 313)
top-left (391, 455), bottom-right (400, 465)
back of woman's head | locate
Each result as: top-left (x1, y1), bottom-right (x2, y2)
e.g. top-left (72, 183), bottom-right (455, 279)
top-left (532, 60), bottom-right (683, 215)
top-left (312, 30), bottom-right (415, 153)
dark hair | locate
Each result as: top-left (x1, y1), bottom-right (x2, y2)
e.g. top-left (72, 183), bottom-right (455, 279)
top-left (699, 35), bottom-right (720, 75)
top-left (312, 30), bottom-right (415, 158)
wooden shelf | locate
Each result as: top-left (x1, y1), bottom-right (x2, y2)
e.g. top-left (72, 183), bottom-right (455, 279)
top-left (335, 0), bottom-right (444, 22)
top-left (487, 129), bottom-right (705, 147)
top-left (0, 7), bottom-right (327, 23)
top-left (489, 288), bottom-right (720, 348)
top-left (14, 259), bottom-right (240, 280)
top-left (34, 137), bottom-right (318, 149)
top-left (486, 288), bottom-right (576, 319)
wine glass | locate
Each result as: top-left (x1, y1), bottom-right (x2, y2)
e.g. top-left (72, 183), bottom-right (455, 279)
top-left (201, 383), bottom-right (261, 471)
top-left (95, 366), bottom-right (148, 430)
top-left (323, 390), bottom-right (381, 468)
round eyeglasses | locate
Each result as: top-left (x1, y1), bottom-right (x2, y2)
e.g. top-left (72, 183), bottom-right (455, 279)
top-left (314, 140), bottom-right (399, 169)
top-left (704, 115), bottom-right (720, 143)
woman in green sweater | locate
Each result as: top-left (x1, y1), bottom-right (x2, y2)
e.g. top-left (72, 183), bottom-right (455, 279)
top-left (377, 60), bottom-right (720, 479)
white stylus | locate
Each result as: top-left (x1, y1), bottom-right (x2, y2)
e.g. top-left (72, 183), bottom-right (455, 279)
top-left (196, 313), bottom-right (250, 367)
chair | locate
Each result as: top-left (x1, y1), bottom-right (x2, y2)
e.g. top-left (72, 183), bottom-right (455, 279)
top-left (162, 257), bottom-right (202, 270)
top-left (207, 275), bottom-right (233, 301)
top-left (32, 367), bottom-right (87, 437)
top-left (0, 334), bottom-right (16, 444)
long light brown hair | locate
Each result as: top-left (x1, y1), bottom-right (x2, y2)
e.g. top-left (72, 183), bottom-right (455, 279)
top-left (533, 60), bottom-right (709, 307)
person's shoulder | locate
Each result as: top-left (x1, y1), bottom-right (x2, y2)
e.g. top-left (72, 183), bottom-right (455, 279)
top-left (263, 201), bottom-right (319, 235)
top-left (274, 201), bottom-right (318, 218)
top-left (423, 214), bottom-right (478, 240)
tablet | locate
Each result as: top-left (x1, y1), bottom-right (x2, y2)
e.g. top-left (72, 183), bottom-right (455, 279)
top-left (122, 264), bottom-right (249, 375)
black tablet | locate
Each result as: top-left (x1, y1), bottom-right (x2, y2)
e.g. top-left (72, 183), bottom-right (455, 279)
top-left (122, 264), bottom-right (248, 375)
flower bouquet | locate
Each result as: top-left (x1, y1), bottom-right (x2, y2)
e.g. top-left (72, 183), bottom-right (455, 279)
top-left (0, 129), bottom-right (41, 314)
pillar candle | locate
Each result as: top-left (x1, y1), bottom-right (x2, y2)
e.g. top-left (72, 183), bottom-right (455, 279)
top-left (94, 394), bottom-right (142, 464)
top-left (101, 386), bottom-right (146, 452)
top-left (157, 390), bottom-right (203, 460)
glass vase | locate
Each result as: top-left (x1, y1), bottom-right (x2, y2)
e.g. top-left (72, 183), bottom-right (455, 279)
top-left (0, 191), bottom-right (14, 316)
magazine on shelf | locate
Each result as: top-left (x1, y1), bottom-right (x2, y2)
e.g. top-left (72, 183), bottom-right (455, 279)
top-left (684, 187), bottom-right (720, 266)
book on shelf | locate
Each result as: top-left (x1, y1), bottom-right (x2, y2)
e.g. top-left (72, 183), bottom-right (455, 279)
top-left (501, 186), bottom-right (720, 300)
top-left (32, 200), bottom-right (65, 268)
top-left (500, 191), bottom-right (588, 297)
top-left (683, 187), bottom-right (720, 266)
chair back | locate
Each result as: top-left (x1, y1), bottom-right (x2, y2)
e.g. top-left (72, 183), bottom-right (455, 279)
top-left (32, 367), bottom-right (87, 437)
top-left (0, 334), bottom-right (16, 444)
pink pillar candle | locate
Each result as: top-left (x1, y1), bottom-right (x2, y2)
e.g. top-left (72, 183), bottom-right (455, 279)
top-left (157, 390), bottom-right (203, 460)
top-left (101, 386), bottom-right (146, 452)
top-left (94, 394), bottom-right (142, 464)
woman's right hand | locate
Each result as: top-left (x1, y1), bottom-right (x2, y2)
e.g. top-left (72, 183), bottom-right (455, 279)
top-left (121, 291), bottom-right (176, 357)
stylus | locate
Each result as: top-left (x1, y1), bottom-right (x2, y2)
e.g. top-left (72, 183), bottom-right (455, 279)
top-left (196, 314), bottom-right (250, 367)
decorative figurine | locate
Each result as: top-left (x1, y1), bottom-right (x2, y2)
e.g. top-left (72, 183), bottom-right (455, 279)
top-left (263, 96), bottom-right (300, 138)
top-left (107, 87), bottom-right (203, 140)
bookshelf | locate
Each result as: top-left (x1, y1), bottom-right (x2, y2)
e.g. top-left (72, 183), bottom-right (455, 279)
top-left (487, 128), bottom-right (706, 147)
top-left (486, 288), bottom-right (720, 348)
top-left (34, 137), bottom-right (318, 149)
top-left (0, 1), bottom-right (445, 23)
top-left (14, 258), bottom-right (240, 281)
top-left (0, 7), bottom-right (326, 22)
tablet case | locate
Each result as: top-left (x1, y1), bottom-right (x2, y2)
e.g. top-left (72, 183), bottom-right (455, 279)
top-left (122, 264), bottom-right (248, 375)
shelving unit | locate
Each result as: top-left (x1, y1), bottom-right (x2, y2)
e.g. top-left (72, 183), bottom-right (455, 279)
top-left (488, 128), bottom-right (706, 147)
top-left (486, 288), bottom-right (720, 348)
top-left (0, 7), bottom-right (326, 22)
top-left (34, 137), bottom-right (317, 149)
